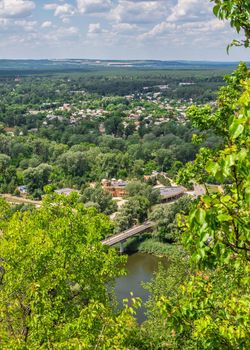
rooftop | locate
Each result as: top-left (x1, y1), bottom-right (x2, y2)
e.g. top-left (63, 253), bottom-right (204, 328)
top-left (54, 188), bottom-right (79, 196)
top-left (159, 186), bottom-right (185, 199)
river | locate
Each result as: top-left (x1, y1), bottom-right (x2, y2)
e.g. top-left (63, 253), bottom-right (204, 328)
top-left (115, 252), bottom-right (169, 323)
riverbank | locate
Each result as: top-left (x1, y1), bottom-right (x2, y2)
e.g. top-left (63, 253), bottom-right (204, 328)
top-left (121, 235), bottom-right (184, 259)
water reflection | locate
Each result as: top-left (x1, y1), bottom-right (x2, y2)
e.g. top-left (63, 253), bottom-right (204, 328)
top-left (115, 252), bottom-right (169, 323)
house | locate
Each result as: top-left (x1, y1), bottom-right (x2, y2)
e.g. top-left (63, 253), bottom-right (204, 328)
top-left (54, 188), bottom-right (79, 196)
top-left (63, 103), bottom-right (71, 111)
top-left (101, 179), bottom-right (128, 197)
top-left (4, 127), bottom-right (15, 136)
top-left (17, 185), bottom-right (27, 197)
top-left (159, 186), bottom-right (185, 202)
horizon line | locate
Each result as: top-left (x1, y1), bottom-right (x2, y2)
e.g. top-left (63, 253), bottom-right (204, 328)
top-left (0, 58), bottom-right (248, 63)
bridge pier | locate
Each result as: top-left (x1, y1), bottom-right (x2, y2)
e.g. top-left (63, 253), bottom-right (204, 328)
top-left (119, 241), bottom-right (125, 254)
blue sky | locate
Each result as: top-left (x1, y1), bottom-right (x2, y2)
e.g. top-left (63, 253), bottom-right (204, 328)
top-left (0, 0), bottom-right (249, 60)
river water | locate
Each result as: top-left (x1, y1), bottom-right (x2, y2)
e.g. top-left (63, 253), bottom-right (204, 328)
top-left (115, 252), bottom-right (169, 323)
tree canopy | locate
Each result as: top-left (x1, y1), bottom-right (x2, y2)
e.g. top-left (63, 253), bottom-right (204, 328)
top-left (0, 195), bottom-right (139, 349)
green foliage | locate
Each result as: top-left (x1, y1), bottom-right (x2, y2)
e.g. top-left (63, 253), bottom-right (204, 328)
top-left (80, 185), bottom-right (118, 215)
top-left (0, 18), bottom-right (248, 348)
top-left (211, 0), bottom-right (250, 49)
top-left (179, 65), bottom-right (250, 267)
top-left (126, 182), bottom-right (160, 206)
top-left (0, 195), bottom-right (140, 348)
top-left (23, 163), bottom-right (53, 197)
top-left (137, 239), bottom-right (181, 256)
top-left (0, 68), bottom-right (220, 197)
top-left (57, 151), bottom-right (89, 177)
top-left (159, 265), bottom-right (249, 350)
top-left (143, 160), bottom-right (157, 175)
top-left (149, 196), bottom-right (192, 242)
top-left (156, 174), bottom-right (171, 187)
top-left (115, 195), bottom-right (151, 232)
top-left (0, 198), bottom-right (11, 230)
top-left (154, 65), bottom-right (250, 349)
top-left (187, 63), bottom-right (248, 137)
top-left (0, 153), bottom-right (10, 172)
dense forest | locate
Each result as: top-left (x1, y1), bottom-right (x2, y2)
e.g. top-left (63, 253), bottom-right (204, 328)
top-left (0, 0), bottom-right (249, 349)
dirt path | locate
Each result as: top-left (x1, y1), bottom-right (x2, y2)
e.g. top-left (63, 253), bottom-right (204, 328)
top-left (1, 194), bottom-right (42, 207)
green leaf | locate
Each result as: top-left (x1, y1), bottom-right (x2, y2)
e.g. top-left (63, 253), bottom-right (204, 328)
top-left (195, 208), bottom-right (206, 225)
top-left (206, 161), bottom-right (220, 176)
top-left (245, 186), bottom-right (250, 205)
top-left (229, 119), bottom-right (244, 139)
top-left (213, 4), bottom-right (220, 17)
top-left (217, 214), bottom-right (232, 222)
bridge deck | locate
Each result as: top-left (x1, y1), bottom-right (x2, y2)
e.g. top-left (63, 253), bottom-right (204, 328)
top-left (102, 221), bottom-right (154, 246)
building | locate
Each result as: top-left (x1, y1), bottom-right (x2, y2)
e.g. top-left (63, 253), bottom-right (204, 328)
top-left (101, 179), bottom-right (128, 197)
top-left (54, 188), bottom-right (79, 196)
top-left (17, 185), bottom-right (27, 196)
top-left (159, 186), bottom-right (185, 202)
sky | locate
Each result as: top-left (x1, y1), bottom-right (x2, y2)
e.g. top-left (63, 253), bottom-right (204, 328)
top-left (0, 0), bottom-right (249, 61)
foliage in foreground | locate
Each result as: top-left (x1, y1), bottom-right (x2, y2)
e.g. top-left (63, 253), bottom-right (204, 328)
top-left (211, 0), bottom-right (250, 49)
top-left (139, 64), bottom-right (250, 349)
top-left (0, 195), bottom-right (139, 349)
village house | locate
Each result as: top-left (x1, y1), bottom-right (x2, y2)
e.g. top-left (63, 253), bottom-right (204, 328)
top-left (54, 188), bottom-right (79, 196)
top-left (158, 186), bottom-right (186, 202)
top-left (101, 179), bottom-right (128, 197)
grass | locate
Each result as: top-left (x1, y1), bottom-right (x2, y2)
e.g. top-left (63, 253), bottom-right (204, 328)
top-left (138, 238), bottom-right (181, 257)
top-left (118, 234), bottom-right (183, 259)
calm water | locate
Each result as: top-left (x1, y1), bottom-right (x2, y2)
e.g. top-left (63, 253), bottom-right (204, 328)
top-left (115, 252), bottom-right (169, 323)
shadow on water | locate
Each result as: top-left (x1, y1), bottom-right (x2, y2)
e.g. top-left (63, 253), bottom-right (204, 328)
top-left (114, 252), bottom-right (169, 324)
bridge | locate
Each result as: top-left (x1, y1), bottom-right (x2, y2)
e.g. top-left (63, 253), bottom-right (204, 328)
top-left (101, 221), bottom-right (155, 253)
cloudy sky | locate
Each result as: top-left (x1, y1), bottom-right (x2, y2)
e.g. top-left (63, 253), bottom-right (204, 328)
top-left (0, 0), bottom-right (249, 60)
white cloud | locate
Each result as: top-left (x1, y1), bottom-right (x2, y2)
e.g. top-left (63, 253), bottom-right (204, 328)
top-left (43, 3), bottom-right (56, 11)
top-left (0, 0), bottom-right (35, 18)
top-left (138, 0), bottom-right (226, 42)
top-left (77, 0), bottom-right (112, 14)
top-left (14, 19), bottom-right (36, 31)
top-left (112, 22), bottom-right (139, 32)
top-left (56, 26), bottom-right (79, 37)
top-left (181, 18), bottom-right (226, 32)
top-left (0, 0), bottom-right (247, 61)
top-left (110, 0), bottom-right (166, 24)
top-left (41, 21), bottom-right (52, 28)
top-left (167, 0), bottom-right (211, 22)
top-left (88, 22), bottom-right (101, 33)
top-left (143, 21), bottom-right (176, 38)
top-left (44, 3), bottom-right (75, 18)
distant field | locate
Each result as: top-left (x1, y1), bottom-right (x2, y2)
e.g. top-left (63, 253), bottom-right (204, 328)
top-left (0, 58), bottom-right (243, 77)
